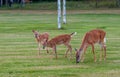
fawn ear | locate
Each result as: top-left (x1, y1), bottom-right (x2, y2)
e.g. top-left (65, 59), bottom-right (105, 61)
top-left (32, 30), bottom-right (35, 32)
top-left (74, 48), bottom-right (78, 52)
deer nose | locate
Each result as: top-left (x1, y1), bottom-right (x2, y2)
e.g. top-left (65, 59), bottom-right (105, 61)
top-left (43, 46), bottom-right (45, 49)
top-left (76, 61), bottom-right (79, 63)
top-left (76, 60), bottom-right (80, 63)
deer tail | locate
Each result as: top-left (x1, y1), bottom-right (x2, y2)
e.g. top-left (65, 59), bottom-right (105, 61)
top-left (70, 32), bottom-right (77, 37)
top-left (104, 37), bottom-right (106, 44)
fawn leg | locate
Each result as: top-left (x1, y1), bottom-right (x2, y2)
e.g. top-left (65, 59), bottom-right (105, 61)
top-left (46, 47), bottom-right (49, 53)
top-left (64, 43), bottom-right (72, 58)
top-left (38, 43), bottom-right (41, 55)
top-left (53, 46), bottom-right (57, 59)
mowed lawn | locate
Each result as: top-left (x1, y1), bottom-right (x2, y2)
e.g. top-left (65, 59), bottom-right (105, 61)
top-left (0, 11), bottom-right (120, 77)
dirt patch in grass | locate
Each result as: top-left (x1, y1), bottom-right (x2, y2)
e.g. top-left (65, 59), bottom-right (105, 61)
top-left (23, 65), bottom-right (90, 70)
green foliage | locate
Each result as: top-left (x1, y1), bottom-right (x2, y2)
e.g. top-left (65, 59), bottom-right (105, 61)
top-left (0, 11), bottom-right (120, 77)
top-left (0, 1), bottom-right (119, 10)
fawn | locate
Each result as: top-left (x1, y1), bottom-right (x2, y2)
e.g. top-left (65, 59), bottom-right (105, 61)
top-left (32, 30), bottom-right (49, 55)
top-left (43, 32), bottom-right (77, 59)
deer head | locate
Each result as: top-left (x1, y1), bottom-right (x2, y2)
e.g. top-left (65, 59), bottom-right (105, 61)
top-left (32, 30), bottom-right (39, 38)
top-left (75, 48), bottom-right (82, 63)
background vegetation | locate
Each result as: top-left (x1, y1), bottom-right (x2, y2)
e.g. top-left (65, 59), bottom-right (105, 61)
top-left (0, 0), bottom-right (120, 10)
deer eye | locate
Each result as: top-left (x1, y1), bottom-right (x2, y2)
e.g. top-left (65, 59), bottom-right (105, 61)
top-left (76, 55), bottom-right (79, 58)
top-left (76, 52), bottom-right (79, 58)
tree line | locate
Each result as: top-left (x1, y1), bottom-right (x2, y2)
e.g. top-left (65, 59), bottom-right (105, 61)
top-left (0, 0), bottom-right (31, 7)
top-left (0, 0), bottom-right (120, 8)
top-left (32, 0), bottom-right (120, 8)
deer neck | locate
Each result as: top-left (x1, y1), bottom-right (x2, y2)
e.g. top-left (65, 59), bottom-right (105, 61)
top-left (78, 33), bottom-right (88, 53)
top-left (36, 36), bottom-right (40, 42)
top-left (46, 41), bottom-right (55, 48)
top-left (46, 41), bottom-right (51, 47)
top-left (78, 38), bottom-right (87, 54)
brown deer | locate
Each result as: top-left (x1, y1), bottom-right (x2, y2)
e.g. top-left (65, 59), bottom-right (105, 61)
top-left (75, 29), bottom-right (106, 63)
top-left (43, 32), bottom-right (77, 59)
top-left (32, 30), bottom-right (49, 55)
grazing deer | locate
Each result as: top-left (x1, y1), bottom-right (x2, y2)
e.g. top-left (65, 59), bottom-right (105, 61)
top-left (75, 29), bottom-right (106, 63)
top-left (43, 32), bottom-right (77, 59)
top-left (32, 30), bottom-right (49, 55)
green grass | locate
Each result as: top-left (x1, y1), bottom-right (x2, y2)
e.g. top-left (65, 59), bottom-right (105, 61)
top-left (0, 10), bottom-right (120, 77)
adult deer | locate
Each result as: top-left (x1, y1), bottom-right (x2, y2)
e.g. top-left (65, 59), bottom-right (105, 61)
top-left (32, 30), bottom-right (49, 55)
top-left (75, 29), bottom-right (106, 63)
top-left (43, 32), bottom-right (77, 59)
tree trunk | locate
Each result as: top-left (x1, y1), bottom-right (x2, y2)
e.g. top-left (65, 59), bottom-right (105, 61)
top-left (95, 0), bottom-right (99, 8)
top-left (6, 0), bottom-right (8, 6)
top-left (116, 0), bottom-right (120, 7)
top-left (0, 0), bottom-right (3, 7)
top-left (20, 0), bottom-right (25, 7)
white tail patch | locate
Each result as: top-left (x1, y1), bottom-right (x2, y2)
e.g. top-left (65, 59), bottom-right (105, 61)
top-left (104, 37), bottom-right (106, 43)
top-left (71, 32), bottom-right (77, 37)
top-left (74, 32), bottom-right (77, 35)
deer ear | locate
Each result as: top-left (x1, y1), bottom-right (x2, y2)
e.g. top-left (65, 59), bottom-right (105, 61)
top-left (38, 30), bottom-right (39, 32)
top-left (32, 30), bottom-right (35, 32)
top-left (74, 48), bottom-right (78, 52)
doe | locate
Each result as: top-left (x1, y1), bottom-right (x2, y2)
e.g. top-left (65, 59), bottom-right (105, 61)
top-left (75, 29), bottom-right (106, 63)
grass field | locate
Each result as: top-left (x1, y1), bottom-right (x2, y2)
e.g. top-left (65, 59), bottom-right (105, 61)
top-left (0, 10), bottom-right (120, 77)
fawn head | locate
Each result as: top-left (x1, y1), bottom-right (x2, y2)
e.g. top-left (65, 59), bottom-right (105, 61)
top-left (32, 30), bottom-right (39, 38)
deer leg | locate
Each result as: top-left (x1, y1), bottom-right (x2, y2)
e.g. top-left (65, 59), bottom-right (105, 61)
top-left (103, 38), bottom-right (107, 61)
top-left (99, 48), bottom-right (103, 62)
top-left (91, 44), bottom-right (96, 62)
top-left (100, 42), bottom-right (106, 61)
top-left (64, 44), bottom-right (72, 58)
top-left (99, 42), bottom-right (103, 61)
top-left (81, 45), bottom-right (88, 62)
top-left (46, 47), bottom-right (49, 53)
top-left (64, 43), bottom-right (69, 57)
top-left (65, 48), bottom-right (69, 58)
top-left (53, 46), bottom-right (57, 59)
top-left (103, 44), bottom-right (106, 61)
top-left (68, 44), bottom-right (72, 59)
top-left (38, 43), bottom-right (41, 55)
